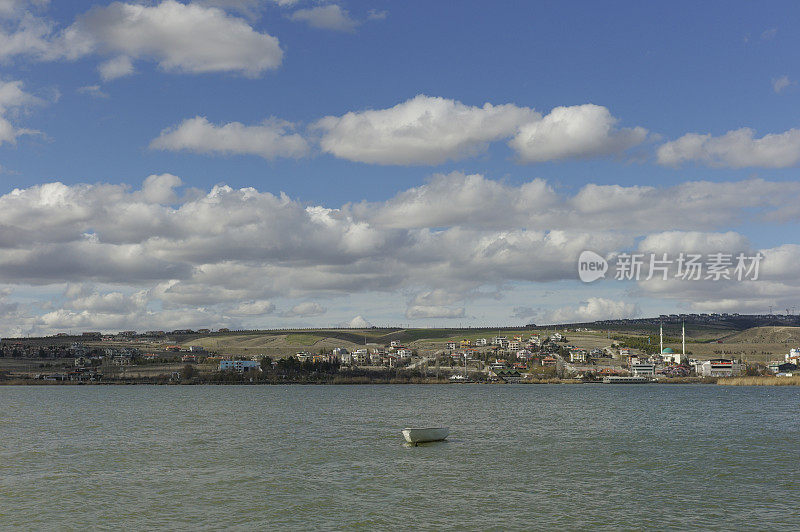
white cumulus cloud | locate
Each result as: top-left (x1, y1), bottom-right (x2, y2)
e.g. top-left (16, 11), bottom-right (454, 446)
top-left (0, 1), bottom-right (283, 77)
top-left (405, 305), bottom-right (465, 319)
top-left (509, 104), bottom-right (648, 163)
top-left (0, 79), bottom-right (43, 145)
top-left (0, 175), bottom-right (798, 335)
top-left (339, 315), bottom-right (372, 328)
top-left (545, 297), bottom-right (640, 324)
top-left (150, 116), bottom-right (310, 160)
top-left (281, 301), bottom-right (327, 317)
top-left (289, 4), bottom-right (357, 32)
top-left (98, 55), bottom-right (134, 81)
top-left (657, 127), bottom-right (800, 168)
top-left (314, 94), bottom-right (537, 165)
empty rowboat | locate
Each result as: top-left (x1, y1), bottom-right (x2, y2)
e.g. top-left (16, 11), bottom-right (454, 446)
top-left (401, 427), bottom-right (449, 444)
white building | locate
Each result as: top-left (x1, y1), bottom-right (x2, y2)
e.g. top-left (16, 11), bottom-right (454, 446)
top-left (570, 350), bottom-right (588, 363)
top-left (219, 360), bottom-right (261, 372)
top-left (492, 336), bottom-right (508, 347)
top-left (335, 348), bottom-right (353, 364)
top-left (352, 349), bottom-right (369, 365)
top-left (508, 340), bottom-right (520, 351)
top-left (661, 352), bottom-right (685, 365)
top-left (630, 363), bottom-right (655, 376)
top-left (475, 338), bottom-right (487, 346)
top-left (696, 359), bottom-right (742, 377)
top-left (396, 349), bottom-right (412, 359)
top-left (516, 350), bottom-right (533, 360)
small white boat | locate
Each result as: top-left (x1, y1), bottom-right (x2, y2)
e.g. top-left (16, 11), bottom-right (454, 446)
top-left (402, 427), bottom-right (449, 444)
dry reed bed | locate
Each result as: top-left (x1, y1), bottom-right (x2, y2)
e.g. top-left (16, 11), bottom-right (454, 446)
top-left (718, 376), bottom-right (800, 386)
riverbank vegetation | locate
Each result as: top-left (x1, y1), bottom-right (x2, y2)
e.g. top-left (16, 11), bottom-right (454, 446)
top-left (718, 376), bottom-right (800, 386)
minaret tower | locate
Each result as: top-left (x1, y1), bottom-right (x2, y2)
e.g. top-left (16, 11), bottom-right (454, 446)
top-left (682, 320), bottom-right (686, 357)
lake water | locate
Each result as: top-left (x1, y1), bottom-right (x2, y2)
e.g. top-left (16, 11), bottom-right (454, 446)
top-left (1, 384), bottom-right (799, 530)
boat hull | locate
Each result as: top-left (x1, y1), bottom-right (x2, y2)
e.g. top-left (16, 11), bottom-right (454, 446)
top-left (402, 427), bottom-right (449, 444)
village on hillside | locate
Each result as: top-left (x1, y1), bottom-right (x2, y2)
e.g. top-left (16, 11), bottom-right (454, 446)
top-left (3, 318), bottom-right (800, 384)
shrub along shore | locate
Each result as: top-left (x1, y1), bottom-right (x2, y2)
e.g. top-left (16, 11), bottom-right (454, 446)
top-left (717, 375), bottom-right (800, 386)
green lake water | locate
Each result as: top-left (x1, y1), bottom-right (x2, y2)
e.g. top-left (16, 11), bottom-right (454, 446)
top-left (1, 384), bottom-right (799, 530)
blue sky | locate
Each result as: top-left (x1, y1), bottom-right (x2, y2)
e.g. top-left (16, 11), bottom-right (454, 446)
top-left (0, 0), bottom-right (799, 335)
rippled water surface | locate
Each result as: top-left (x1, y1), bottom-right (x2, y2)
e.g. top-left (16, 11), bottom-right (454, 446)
top-left (1, 384), bottom-right (799, 530)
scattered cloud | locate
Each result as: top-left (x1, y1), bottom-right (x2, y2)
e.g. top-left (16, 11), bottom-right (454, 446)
top-left (0, 79), bottom-right (44, 145)
top-left (338, 315), bottom-right (372, 328)
top-left (228, 300), bottom-right (275, 316)
top-left (281, 301), bottom-right (327, 317)
top-left (77, 84), bottom-right (108, 99)
top-left (367, 9), bottom-right (388, 21)
top-left (0, 0), bottom-right (49, 18)
top-left (312, 97), bottom-right (647, 165)
top-left (73, 1), bottom-right (283, 76)
top-left (0, 0), bottom-right (283, 77)
top-left (509, 104), bottom-right (648, 163)
top-left (405, 305), bottom-right (465, 319)
top-left (772, 75), bottom-right (794, 94)
top-left (314, 95), bottom-right (537, 165)
top-left (511, 306), bottom-right (537, 320)
top-left (657, 127), bottom-right (800, 168)
top-left (98, 55), bottom-right (134, 81)
top-left (355, 172), bottom-right (800, 232)
top-left (150, 116), bottom-right (310, 160)
top-left (544, 297), bottom-right (640, 324)
top-left (289, 4), bottom-right (358, 32)
top-left (761, 27), bottom-right (777, 40)
top-left (0, 175), bottom-right (798, 334)
top-left (198, 0), bottom-right (298, 19)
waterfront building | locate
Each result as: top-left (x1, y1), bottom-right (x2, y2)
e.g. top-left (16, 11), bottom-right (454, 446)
top-left (631, 363), bottom-right (656, 376)
top-left (786, 348), bottom-right (800, 365)
top-left (696, 359), bottom-right (742, 377)
top-left (352, 349), bottom-right (368, 365)
top-left (768, 362), bottom-right (797, 374)
top-left (219, 360), bottom-right (260, 372)
top-left (661, 348), bottom-right (685, 365)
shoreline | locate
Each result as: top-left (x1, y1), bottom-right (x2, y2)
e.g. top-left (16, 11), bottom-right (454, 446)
top-left (1, 376), bottom-right (724, 386)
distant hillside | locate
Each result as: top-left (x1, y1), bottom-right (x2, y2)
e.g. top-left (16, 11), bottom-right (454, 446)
top-left (719, 326), bottom-right (800, 344)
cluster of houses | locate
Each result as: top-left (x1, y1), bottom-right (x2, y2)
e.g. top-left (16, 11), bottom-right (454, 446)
top-left (296, 341), bottom-right (416, 368)
top-left (621, 349), bottom-right (744, 378)
top-left (766, 348), bottom-right (800, 376)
